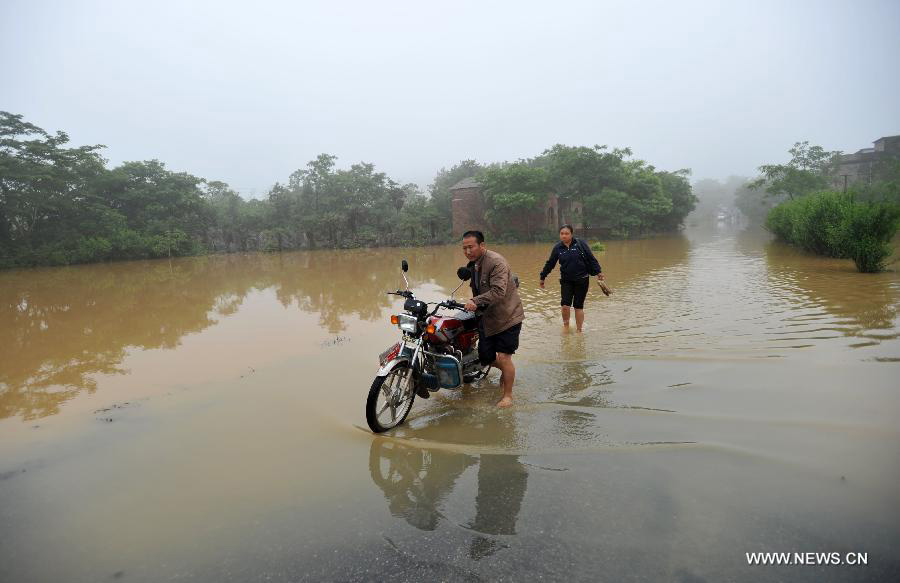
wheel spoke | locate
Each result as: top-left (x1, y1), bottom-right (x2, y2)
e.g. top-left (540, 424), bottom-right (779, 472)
top-left (381, 373), bottom-right (396, 398)
top-left (399, 368), bottom-right (412, 394)
top-left (373, 365), bottom-right (413, 429)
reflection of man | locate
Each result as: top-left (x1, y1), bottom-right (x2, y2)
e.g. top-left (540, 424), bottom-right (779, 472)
top-left (468, 454), bottom-right (528, 535)
top-left (461, 231), bottom-right (525, 408)
top-left (367, 440), bottom-right (529, 561)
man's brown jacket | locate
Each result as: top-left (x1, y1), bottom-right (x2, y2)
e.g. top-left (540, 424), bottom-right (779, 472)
top-left (470, 249), bottom-right (525, 337)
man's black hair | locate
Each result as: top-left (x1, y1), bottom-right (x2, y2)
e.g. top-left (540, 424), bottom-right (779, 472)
top-left (560, 224), bottom-right (574, 234)
top-left (462, 230), bottom-right (485, 244)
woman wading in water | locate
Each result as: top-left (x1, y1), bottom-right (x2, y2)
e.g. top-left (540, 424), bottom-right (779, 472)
top-left (539, 225), bottom-right (605, 332)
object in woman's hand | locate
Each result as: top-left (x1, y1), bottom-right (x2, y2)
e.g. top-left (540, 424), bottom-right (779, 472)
top-left (598, 281), bottom-right (612, 296)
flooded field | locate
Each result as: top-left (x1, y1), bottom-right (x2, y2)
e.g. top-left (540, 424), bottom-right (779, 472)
top-left (2, 225), bottom-right (899, 582)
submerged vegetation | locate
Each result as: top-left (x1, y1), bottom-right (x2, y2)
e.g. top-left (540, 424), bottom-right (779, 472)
top-left (0, 112), bottom-right (697, 268)
top-left (755, 142), bottom-right (900, 272)
top-left (766, 192), bottom-right (900, 272)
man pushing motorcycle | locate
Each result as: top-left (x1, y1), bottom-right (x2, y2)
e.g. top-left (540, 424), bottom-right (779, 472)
top-left (461, 230), bottom-right (525, 408)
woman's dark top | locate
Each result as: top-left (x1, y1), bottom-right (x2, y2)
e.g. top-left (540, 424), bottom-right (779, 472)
top-left (539, 238), bottom-right (602, 282)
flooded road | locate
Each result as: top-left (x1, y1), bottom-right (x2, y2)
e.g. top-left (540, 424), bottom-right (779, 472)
top-left (2, 225), bottom-right (899, 582)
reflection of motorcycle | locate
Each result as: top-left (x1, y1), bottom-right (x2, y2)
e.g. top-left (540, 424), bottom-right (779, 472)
top-left (368, 438), bottom-right (476, 531)
top-left (365, 260), bottom-right (487, 433)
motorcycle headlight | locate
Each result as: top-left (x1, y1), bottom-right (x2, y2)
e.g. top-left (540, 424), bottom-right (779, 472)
top-left (397, 314), bottom-right (418, 333)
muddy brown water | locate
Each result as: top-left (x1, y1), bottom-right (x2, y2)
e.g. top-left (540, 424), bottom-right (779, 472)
top-left (1, 225), bottom-right (899, 582)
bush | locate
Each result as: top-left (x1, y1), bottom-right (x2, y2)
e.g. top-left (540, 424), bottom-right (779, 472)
top-left (765, 202), bottom-right (796, 242)
top-left (832, 202), bottom-right (900, 272)
top-left (794, 191), bottom-right (847, 257)
top-left (765, 190), bottom-right (900, 272)
top-left (590, 241), bottom-right (606, 252)
top-left (71, 236), bottom-right (114, 263)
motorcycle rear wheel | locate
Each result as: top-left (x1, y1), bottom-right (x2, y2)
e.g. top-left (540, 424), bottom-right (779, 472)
top-left (366, 363), bottom-right (416, 433)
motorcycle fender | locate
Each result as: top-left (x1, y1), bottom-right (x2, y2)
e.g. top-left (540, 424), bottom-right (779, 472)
top-left (376, 344), bottom-right (415, 377)
top-left (375, 356), bottom-right (411, 378)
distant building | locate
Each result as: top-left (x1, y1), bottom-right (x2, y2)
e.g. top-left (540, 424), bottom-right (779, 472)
top-left (833, 135), bottom-right (900, 189)
top-left (450, 178), bottom-right (585, 238)
top-left (450, 178), bottom-right (487, 238)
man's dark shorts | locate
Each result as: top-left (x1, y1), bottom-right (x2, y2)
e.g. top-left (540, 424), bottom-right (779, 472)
top-left (478, 322), bottom-right (522, 366)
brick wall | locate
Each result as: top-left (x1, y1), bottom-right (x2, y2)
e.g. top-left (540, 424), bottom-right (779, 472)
top-left (451, 187), bottom-right (487, 237)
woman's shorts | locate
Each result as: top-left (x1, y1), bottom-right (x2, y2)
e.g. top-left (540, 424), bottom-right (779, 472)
top-left (560, 278), bottom-right (589, 309)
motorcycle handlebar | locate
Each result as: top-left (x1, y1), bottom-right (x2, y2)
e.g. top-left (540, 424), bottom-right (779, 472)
top-left (386, 292), bottom-right (470, 314)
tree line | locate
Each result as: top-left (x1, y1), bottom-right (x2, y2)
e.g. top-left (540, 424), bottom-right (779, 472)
top-left (1, 111), bottom-right (696, 269)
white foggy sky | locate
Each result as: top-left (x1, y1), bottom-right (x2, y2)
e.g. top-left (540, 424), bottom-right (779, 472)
top-left (2, 0), bottom-right (899, 197)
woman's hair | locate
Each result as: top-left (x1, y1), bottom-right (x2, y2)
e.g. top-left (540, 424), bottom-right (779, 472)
top-left (559, 224), bottom-right (574, 234)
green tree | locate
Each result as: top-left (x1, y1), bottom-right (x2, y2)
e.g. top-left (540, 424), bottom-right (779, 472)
top-left (540, 144), bottom-right (630, 201)
top-left (0, 110), bottom-right (111, 266)
top-left (750, 141), bottom-right (841, 200)
top-left (479, 163), bottom-right (551, 238)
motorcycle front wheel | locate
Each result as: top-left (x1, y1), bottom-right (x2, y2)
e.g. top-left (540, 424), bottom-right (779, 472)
top-left (366, 363), bottom-right (416, 433)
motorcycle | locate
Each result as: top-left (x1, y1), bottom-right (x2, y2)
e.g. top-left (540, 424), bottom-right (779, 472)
top-left (365, 259), bottom-right (488, 433)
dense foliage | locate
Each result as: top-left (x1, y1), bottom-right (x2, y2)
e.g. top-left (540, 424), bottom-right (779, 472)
top-left (1, 112), bottom-right (697, 268)
top-left (0, 112), bottom-right (442, 267)
top-left (480, 145), bottom-right (696, 239)
top-left (766, 191), bottom-right (899, 272)
top-left (757, 143), bottom-right (900, 273)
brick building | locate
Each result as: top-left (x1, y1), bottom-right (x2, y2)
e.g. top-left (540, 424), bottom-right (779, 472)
top-left (832, 135), bottom-right (900, 189)
top-left (450, 178), bottom-right (584, 238)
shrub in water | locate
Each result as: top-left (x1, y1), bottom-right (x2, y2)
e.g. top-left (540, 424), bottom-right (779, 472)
top-left (766, 190), bottom-right (900, 272)
top-left (832, 202), bottom-right (900, 273)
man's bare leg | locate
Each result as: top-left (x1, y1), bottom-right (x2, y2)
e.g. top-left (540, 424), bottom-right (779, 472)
top-left (575, 308), bottom-right (585, 332)
top-left (561, 306), bottom-right (571, 327)
top-left (494, 352), bottom-right (515, 407)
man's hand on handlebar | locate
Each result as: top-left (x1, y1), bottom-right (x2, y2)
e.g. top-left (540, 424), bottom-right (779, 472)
top-left (464, 299), bottom-right (477, 312)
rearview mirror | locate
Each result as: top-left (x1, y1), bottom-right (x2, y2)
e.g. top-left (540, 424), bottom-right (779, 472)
top-left (456, 266), bottom-right (471, 281)
top-left (401, 259), bottom-right (409, 272)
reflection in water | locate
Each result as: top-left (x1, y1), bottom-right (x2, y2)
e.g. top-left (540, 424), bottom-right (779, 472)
top-left (2, 227), bottom-right (898, 422)
top-left (368, 439), bottom-right (528, 560)
top-left (0, 250), bottom-right (454, 421)
top-left (754, 229), bottom-right (900, 343)
top-left (2, 226), bottom-right (899, 582)
top-left (1, 257), bottom-right (239, 420)
top-left (271, 248), bottom-right (454, 333)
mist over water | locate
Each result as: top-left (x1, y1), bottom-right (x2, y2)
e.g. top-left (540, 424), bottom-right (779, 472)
top-left (1, 224), bottom-right (898, 581)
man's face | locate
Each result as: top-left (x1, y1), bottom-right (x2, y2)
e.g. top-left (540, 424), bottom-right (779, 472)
top-left (462, 237), bottom-right (485, 262)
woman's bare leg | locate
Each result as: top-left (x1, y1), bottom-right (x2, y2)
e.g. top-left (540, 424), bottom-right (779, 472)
top-left (575, 308), bottom-right (585, 332)
top-left (561, 305), bottom-right (571, 327)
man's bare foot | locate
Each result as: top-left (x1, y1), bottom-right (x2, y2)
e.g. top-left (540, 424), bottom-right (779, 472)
top-left (496, 396), bottom-right (513, 408)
